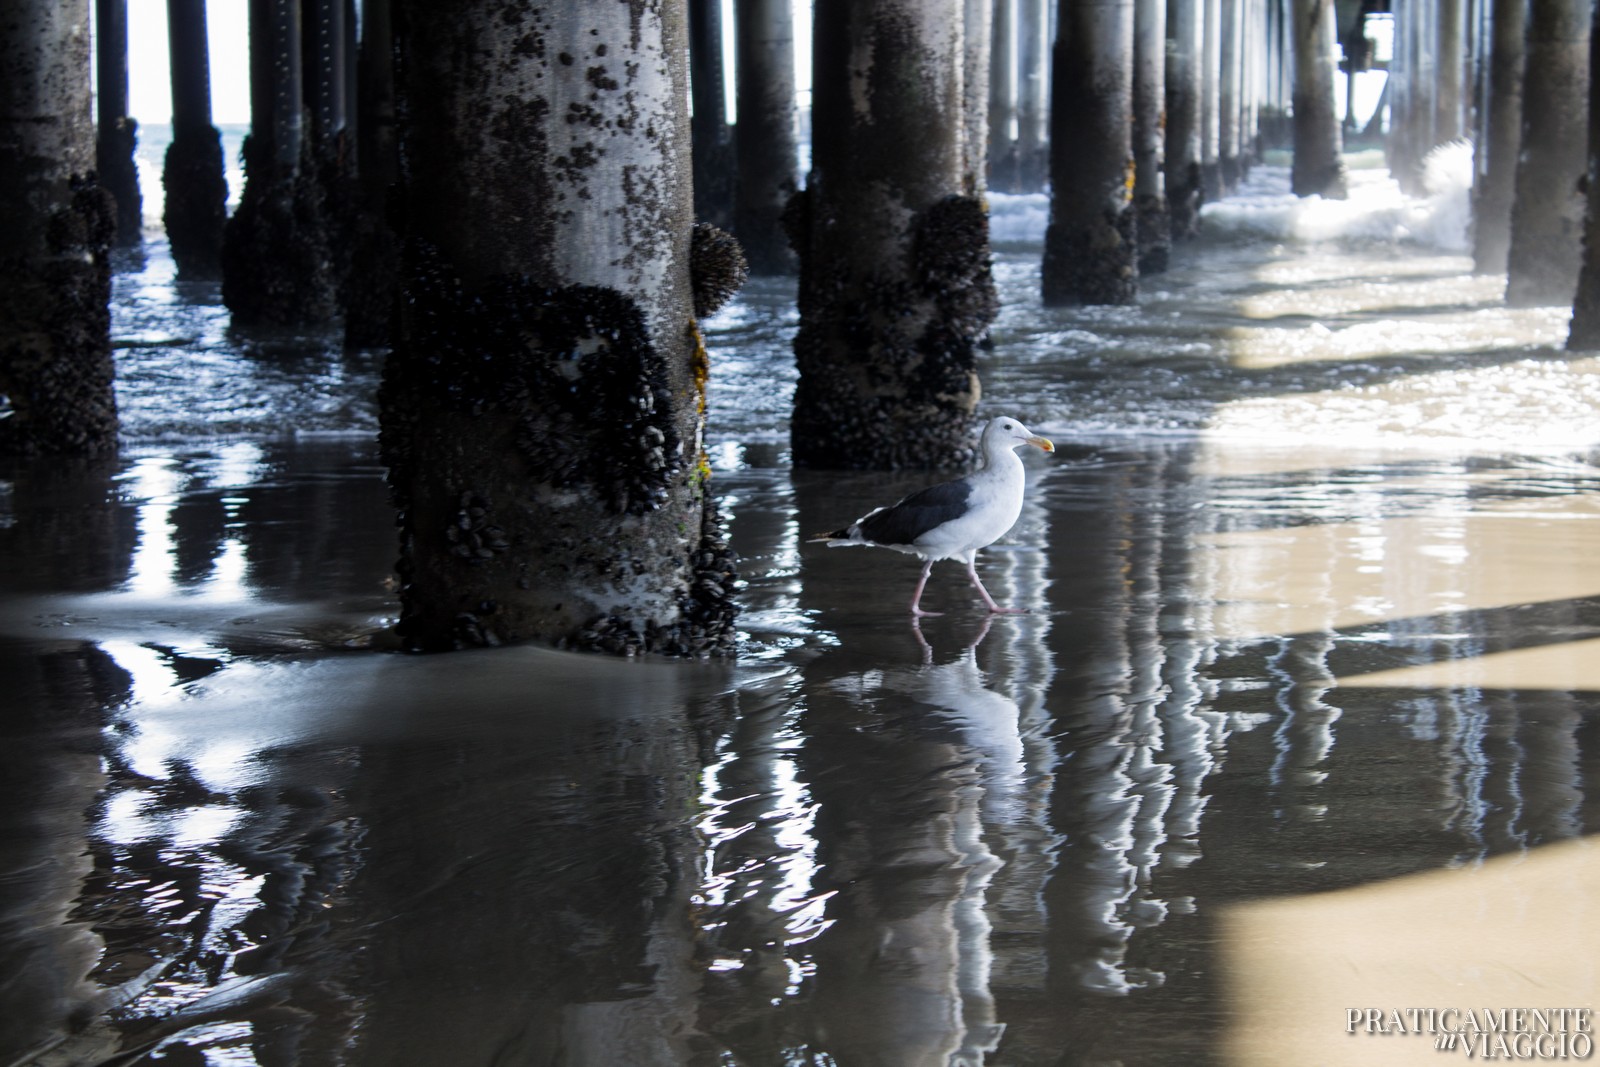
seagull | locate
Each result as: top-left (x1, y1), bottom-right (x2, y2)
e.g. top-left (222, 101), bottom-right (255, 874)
top-left (810, 416), bottom-right (1055, 616)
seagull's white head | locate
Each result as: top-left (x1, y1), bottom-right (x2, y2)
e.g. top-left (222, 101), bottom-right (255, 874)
top-left (983, 416), bottom-right (1054, 454)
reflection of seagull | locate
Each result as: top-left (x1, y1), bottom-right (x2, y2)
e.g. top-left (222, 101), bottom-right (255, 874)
top-left (811, 416), bottom-right (1054, 616)
top-left (908, 615), bottom-right (1027, 822)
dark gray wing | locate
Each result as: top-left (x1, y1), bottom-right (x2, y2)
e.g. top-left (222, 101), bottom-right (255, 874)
top-left (850, 477), bottom-right (974, 546)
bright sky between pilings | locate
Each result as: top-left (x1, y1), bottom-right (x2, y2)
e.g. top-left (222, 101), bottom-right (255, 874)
top-left (107, 0), bottom-right (811, 128)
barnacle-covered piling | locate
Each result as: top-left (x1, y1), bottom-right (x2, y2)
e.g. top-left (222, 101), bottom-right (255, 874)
top-left (1042, 0), bottom-right (1138, 306)
top-left (789, 0), bottom-right (995, 470)
top-left (382, 1), bottom-right (739, 655)
top-left (0, 0), bottom-right (119, 456)
top-left (162, 0), bottom-right (228, 279)
top-left (220, 0), bottom-right (343, 327)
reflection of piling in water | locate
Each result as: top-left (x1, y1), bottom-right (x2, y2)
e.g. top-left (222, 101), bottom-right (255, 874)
top-left (1151, 447), bottom-right (1223, 870)
top-left (696, 677), bottom-right (808, 1063)
top-left (1013, 444), bottom-right (1235, 1059)
top-left (1267, 632), bottom-right (1340, 819)
top-left (802, 711), bottom-right (994, 1064)
top-left (791, 607), bottom-right (1049, 1064)
top-left (0, 458), bottom-right (137, 593)
top-left (1429, 679), bottom-right (1586, 861)
top-left (1041, 458), bottom-right (1143, 999)
top-left (1121, 495), bottom-right (1180, 898)
top-left (1047, 693), bottom-right (1144, 996)
top-left (1158, 634), bottom-right (1223, 863)
top-left (1511, 689), bottom-right (1583, 844)
top-left (104, 442), bottom-right (393, 609)
top-left (0, 643), bottom-right (123, 1063)
top-left (354, 709), bottom-right (707, 1064)
top-left (963, 476), bottom-right (1062, 1022)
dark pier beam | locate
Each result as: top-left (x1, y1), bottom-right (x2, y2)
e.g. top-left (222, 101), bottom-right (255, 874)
top-left (790, 0), bottom-right (993, 469)
top-left (1289, 0), bottom-right (1348, 199)
top-left (94, 0), bottom-right (142, 244)
top-left (344, 0), bottom-right (400, 347)
top-left (222, 0), bottom-right (342, 328)
top-left (733, 0), bottom-right (800, 275)
top-left (1217, 0), bottom-right (1242, 193)
top-left (1166, 0), bottom-right (1204, 238)
top-left (381, 0), bottom-right (740, 654)
top-left (990, 0), bottom-right (1019, 190)
top-left (305, 0), bottom-right (348, 143)
top-left (266, 0), bottom-right (303, 174)
top-left (690, 0), bottom-right (736, 231)
top-left (1133, 0), bottom-right (1169, 272)
top-left (343, 0), bottom-right (359, 161)
top-left (163, 0), bottom-right (228, 278)
top-left (1240, 0), bottom-right (1262, 169)
top-left (965, 0), bottom-right (995, 191)
top-left (1385, 0), bottom-right (1415, 187)
top-left (1043, 0), bottom-right (1137, 306)
top-left (1473, 0), bottom-right (1526, 274)
top-left (0, 0), bottom-right (118, 456)
top-left (355, 0), bottom-right (390, 179)
top-left (305, 0), bottom-right (356, 303)
top-left (1472, 0), bottom-right (1493, 140)
top-left (1261, 0), bottom-right (1291, 147)
top-left (1566, 0), bottom-right (1600, 345)
top-left (1201, 0), bottom-right (1223, 198)
top-left (1016, 0), bottom-right (1050, 190)
top-left (1392, 0), bottom-right (1437, 194)
top-left (1436, 0), bottom-right (1468, 144)
top-left (1505, 0), bottom-right (1589, 308)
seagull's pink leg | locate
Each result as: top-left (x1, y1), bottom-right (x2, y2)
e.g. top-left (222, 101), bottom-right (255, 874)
top-left (910, 560), bottom-right (942, 616)
top-left (966, 558), bottom-right (1028, 614)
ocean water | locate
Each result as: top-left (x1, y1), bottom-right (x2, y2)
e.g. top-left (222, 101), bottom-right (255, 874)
top-left (3, 143), bottom-right (1599, 1065)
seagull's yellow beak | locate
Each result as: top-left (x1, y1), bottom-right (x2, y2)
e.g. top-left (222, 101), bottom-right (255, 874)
top-left (1027, 435), bottom-right (1054, 453)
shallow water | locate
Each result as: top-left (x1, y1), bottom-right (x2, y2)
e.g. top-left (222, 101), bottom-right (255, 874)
top-left (3, 159), bottom-right (1599, 1065)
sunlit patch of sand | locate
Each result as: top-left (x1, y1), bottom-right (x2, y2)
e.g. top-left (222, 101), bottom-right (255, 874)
top-left (1201, 490), bottom-right (1600, 642)
top-left (1223, 835), bottom-right (1600, 1066)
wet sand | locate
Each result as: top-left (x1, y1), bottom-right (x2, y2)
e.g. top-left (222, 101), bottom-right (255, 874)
top-left (2, 426), bottom-right (1596, 1064)
top-left (3, 163), bottom-right (1599, 1064)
